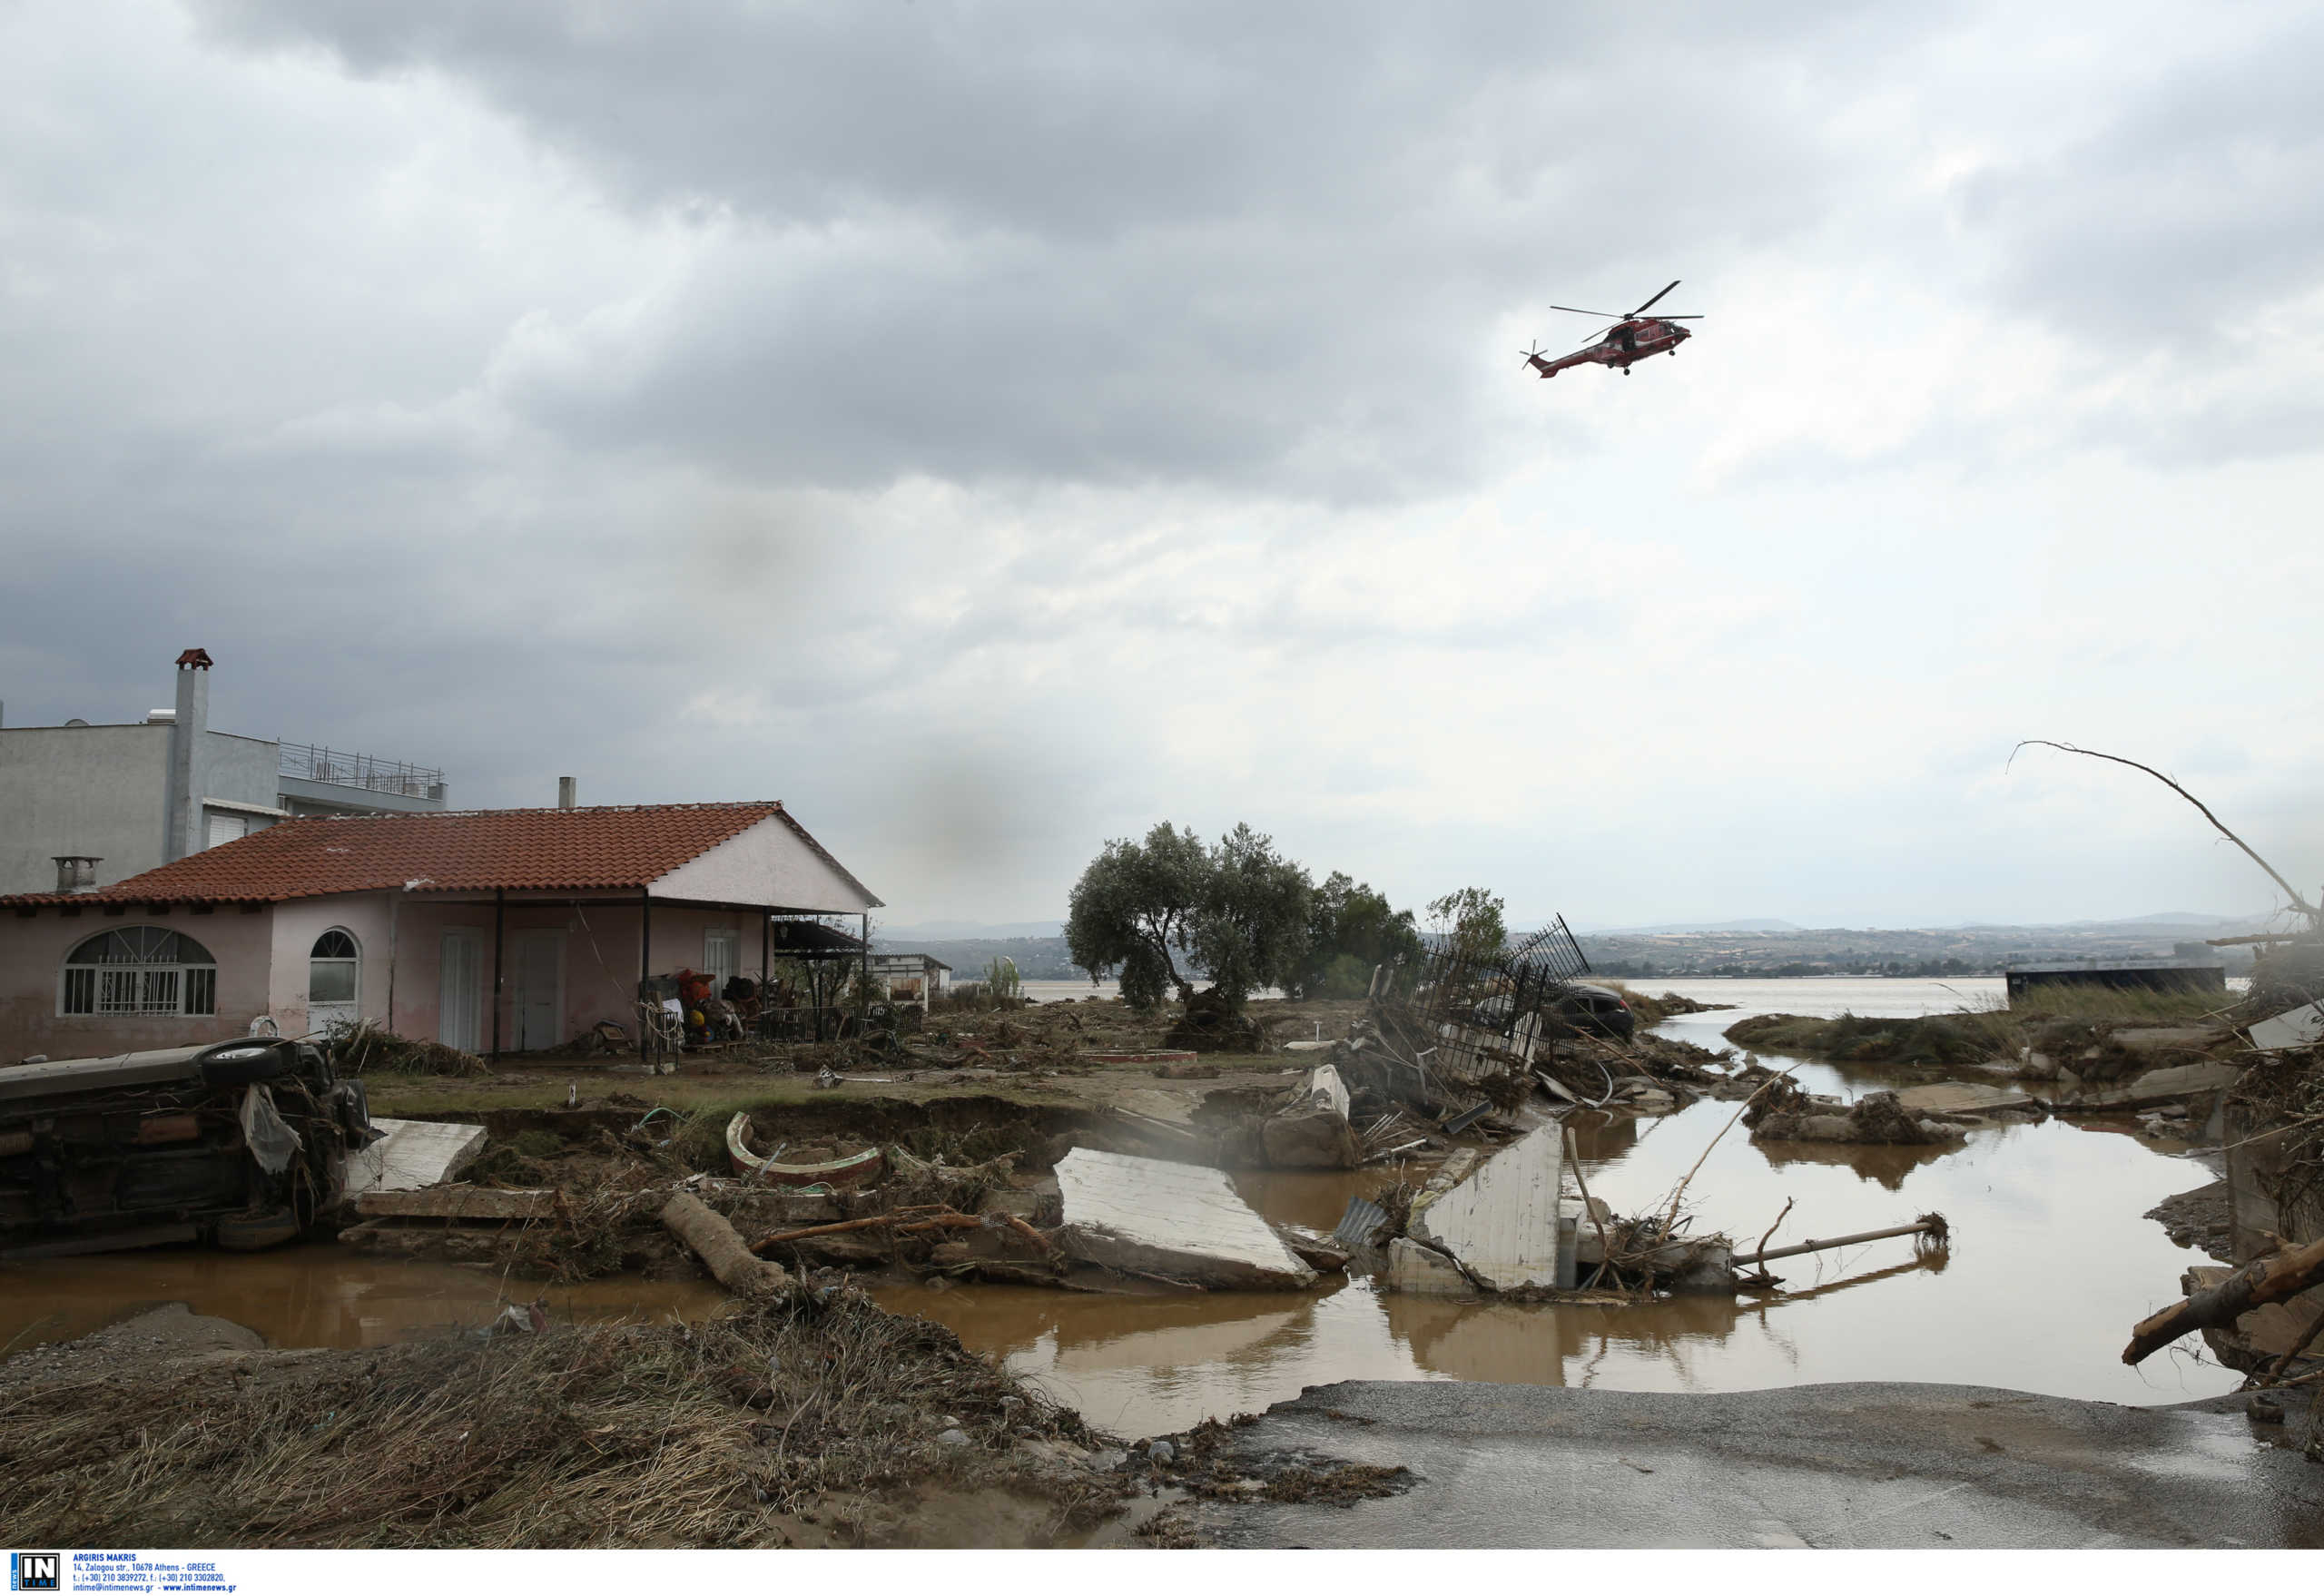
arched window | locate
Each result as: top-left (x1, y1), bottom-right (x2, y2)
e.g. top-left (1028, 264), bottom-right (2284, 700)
top-left (60, 928), bottom-right (218, 1017)
top-left (309, 929), bottom-right (359, 1006)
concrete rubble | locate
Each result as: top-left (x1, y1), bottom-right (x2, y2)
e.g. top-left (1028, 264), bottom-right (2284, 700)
top-left (342, 1117), bottom-right (487, 1197)
top-left (1053, 1148), bottom-right (1318, 1290)
top-left (1406, 1124), bottom-right (1572, 1292)
top-left (1260, 1063), bottom-right (1361, 1169)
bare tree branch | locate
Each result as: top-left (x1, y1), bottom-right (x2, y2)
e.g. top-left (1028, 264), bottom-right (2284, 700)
top-left (2009, 739), bottom-right (2320, 925)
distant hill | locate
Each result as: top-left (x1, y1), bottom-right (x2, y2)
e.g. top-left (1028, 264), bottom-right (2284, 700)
top-left (877, 920), bottom-right (1063, 943)
top-left (1576, 919), bottom-right (1807, 935)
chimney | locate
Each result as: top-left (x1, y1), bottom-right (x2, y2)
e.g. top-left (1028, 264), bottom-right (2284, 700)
top-left (54, 856), bottom-right (101, 894)
top-left (162, 649), bottom-right (212, 863)
top-left (557, 776), bottom-right (577, 810)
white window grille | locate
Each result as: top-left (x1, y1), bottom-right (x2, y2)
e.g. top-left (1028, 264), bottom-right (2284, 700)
top-left (60, 927), bottom-right (218, 1018)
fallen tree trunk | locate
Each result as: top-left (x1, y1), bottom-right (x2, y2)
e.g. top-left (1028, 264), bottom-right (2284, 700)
top-left (660, 1192), bottom-right (789, 1297)
top-left (2122, 1235), bottom-right (2324, 1365)
top-left (752, 1210), bottom-right (986, 1252)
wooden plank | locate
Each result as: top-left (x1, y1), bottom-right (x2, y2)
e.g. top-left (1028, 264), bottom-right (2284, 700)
top-left (1410, 1123), bottom-right (1565, 1292)
top-left (357, 1184), bottom-right (559, 1221)
top-left (1054, 1148), bottom-right (1316, 1290)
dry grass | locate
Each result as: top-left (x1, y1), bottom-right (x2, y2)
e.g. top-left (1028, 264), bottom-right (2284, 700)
top-left (0, 1288), bottom-right (1112, 1549)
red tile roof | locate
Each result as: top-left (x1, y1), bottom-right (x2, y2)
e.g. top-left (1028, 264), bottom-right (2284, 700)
top-left (0, 803), bottom-right (881, 908)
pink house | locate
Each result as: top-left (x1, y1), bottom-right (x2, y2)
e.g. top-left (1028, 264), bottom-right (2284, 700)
top-left (0, 801), bottom-right (881, 1063)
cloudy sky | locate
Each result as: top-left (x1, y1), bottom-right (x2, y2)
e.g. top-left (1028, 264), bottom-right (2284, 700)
top-left (5, 1), bottom-right (2320, 931)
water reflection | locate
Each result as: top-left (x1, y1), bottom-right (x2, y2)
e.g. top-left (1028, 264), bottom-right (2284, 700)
top-left (0, 1246), bottom-right (728, 1355)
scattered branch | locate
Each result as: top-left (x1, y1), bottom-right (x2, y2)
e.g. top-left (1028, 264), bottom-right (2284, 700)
top-left (2010, 740), bottom-right (2319, 926)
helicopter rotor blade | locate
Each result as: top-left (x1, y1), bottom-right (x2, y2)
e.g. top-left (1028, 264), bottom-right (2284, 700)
top-left (1629, 280), bottom-right (1680, 316)
top-left (1656, 314), bottom-right (1704, 320)
top-left (1550, 304), bottom-right (1627, 319)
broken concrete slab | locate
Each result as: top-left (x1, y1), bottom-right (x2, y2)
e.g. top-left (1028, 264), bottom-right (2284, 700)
top-left (1262, 1064), bottom-right (1361, 1169)
top-left (2250, 1001), bottom-right (2324, 1054)
top-left (2053, 1060), bottom-right (2242, 1110)
top-left (342, 1118), bottom-right (486, 1197)
top-left (1383, 1236), bottom-right (1477, 1298)
top-left (1409, 1124), bottom-right (1566, 1293)
top-left (1895, 1081), bottom-right (2034, 1118)
top-left (1054, 1148), bottom-right (1317, 1290)
top-left (355, 1185), bottom-right (558, 1222)
top-left (1275, 1224), bottom-right (1352, 1273)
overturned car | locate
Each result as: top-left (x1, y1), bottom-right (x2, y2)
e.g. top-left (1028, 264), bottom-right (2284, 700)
top-left (0, 1037), bottom-right (374, 1260)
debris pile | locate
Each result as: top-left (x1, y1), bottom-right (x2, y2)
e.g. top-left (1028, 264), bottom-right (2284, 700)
top-left (1745, 1081), bottom-right (1966, 1146)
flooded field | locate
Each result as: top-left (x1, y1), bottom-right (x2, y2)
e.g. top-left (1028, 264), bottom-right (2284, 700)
top-left (1, 978), bottom-right (2241, 1439)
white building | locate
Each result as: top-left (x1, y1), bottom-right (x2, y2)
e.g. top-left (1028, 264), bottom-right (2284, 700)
top-left (868, 952), bottom-right (952, 1004)
top-left (0, 648), bottom-right (448, 895)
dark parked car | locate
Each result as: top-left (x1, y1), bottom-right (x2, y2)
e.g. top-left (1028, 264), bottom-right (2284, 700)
top-left (1552, 982), bottom-right (1637, 1041)
top-left (0, 1036), bottom-right (373, 1260)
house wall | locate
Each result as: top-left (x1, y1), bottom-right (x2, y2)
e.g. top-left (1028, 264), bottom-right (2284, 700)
top-left (0, 725), bottom-right (283, 896)
top-left (0, 892), bottom-right (832, 1063)
top-left (0, 724), bottom-right (171, 893)
top-left (0, 904), bottom-right (277, 1061)
top-left (653, 815), bottom-right (878, 914)
top-left (264, 895), bottom-right (781, 1054)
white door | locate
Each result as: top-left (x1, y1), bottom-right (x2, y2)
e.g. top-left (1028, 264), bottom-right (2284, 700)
top-left (704, 928), bottom-right (740, 989)
top-left (511, 930), bottom-right (565, 1051)
top-left (438, 931), bottom-right (483, 1052)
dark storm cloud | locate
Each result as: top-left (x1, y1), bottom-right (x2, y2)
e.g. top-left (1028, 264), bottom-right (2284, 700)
top-left (1958, 6), bottom-right (2324, 337)
top-left (190, 0), bottom-right (1910, 495)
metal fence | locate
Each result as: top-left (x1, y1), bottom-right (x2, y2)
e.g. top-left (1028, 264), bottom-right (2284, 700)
top-left (278, 743), bottom-right (445, 800)
top-left (1404, 915), bottom-right (1592, 1089)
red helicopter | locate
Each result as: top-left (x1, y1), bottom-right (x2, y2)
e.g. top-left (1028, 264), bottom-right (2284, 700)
top-left (1523, 281), bottom-right (1703, 378)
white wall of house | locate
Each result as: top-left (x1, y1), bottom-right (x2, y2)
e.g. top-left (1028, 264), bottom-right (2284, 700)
top-left (652, 815), bottom-right (878, 914)
top-left (0, 724), bottom-right (283, 895)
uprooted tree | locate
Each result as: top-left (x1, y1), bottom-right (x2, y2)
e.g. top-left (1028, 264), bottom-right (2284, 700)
top-left (1067, 822), bottom-right (1317, 1010)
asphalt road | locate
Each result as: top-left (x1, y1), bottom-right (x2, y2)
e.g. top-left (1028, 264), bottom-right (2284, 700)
top-left (1186, 1380), bottom-right (2324, 1548)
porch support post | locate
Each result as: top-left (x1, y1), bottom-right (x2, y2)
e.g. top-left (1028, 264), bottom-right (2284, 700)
top-left (639, 888), bottom-right (653, 1061)
top-left (490, 888), bottom-right (505, 1060)
top-left (860, 911), bottom-right (870, 1035)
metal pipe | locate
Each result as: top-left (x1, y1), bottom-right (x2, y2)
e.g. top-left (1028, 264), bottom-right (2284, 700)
top-left (1733, 1218), bottom-right (1944, 1266)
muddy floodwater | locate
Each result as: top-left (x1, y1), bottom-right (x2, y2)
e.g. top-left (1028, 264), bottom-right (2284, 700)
top-left (2, 979), bottom-right (2241, 1439)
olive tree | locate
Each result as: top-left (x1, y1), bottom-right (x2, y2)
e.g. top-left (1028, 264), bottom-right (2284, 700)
top-left (1294, 872), bottom-right (1424, 998)
top-left (1189, 824), bottom-right (1314, 1007)
top-left (1066, 822), bottom-right (1315, 1010)
top-left (1427, 886), bottom-right (1507, 966)
top-left (1065, 821), bottom-right (1209, 1008)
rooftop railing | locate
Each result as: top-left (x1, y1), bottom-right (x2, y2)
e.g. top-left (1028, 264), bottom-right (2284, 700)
top-left (278, 742), bottom-right (446, 800)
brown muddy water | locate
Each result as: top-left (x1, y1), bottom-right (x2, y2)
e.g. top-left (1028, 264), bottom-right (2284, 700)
top-left (1, 997), bottom-right (2242, 1440)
